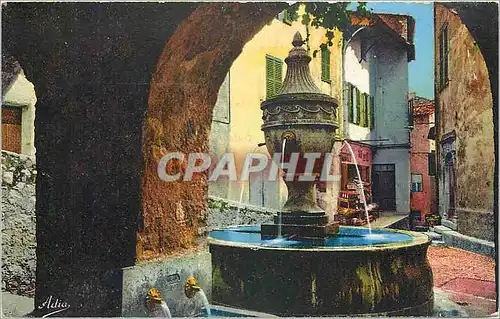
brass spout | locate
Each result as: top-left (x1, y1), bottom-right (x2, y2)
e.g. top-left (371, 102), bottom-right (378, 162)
top-left (146, 288), bottom-right (163, 305)
top-left (184, 276), bottom-right (201, 299)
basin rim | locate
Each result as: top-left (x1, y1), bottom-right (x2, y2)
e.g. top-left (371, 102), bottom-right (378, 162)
top-left (207, 225), bottom-right (431, 252)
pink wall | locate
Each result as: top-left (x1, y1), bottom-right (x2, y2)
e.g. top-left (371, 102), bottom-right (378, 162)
top-left (341, 142), bottom-right (372, 167)
top-left (410, 115), bottom-right (432, 220)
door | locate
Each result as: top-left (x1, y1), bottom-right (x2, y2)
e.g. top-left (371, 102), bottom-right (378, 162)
top-left (2, 106), bottom-right (22, 153)
top-left (443, 153), bottom-right (456, 220)
top-left (372, 164), bottom-right (396, 211)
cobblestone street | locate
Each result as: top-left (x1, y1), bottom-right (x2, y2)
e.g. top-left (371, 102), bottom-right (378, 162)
top-left (428, 246), bottom-right (497, 316)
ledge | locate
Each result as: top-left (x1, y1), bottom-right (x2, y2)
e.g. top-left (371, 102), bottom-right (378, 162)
top-left (430, 226), bottom-right (495, 258)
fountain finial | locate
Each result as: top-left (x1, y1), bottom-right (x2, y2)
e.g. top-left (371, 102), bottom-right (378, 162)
top-left (277, 32), bottom-right (322, 95)
top-left (292, 31), bottom-right (304, 47)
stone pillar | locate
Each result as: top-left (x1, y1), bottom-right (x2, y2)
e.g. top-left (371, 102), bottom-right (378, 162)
top-left (2, 2), bottom-right (284, 316)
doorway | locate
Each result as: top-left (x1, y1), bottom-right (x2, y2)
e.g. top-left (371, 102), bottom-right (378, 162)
top-left (372, 164), bottom-right (396, 211)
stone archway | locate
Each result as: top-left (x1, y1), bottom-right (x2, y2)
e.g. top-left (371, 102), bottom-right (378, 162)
top-left (2, 2), bottom-right (285, 315)
top-left (139, 3), bottom-right (286, 260)
top-left (2, 2), bottom-right (496, 315)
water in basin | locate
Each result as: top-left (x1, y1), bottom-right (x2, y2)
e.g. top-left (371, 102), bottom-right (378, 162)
top-left (196, 305), bottom-right (278, 317)
top-left (209, 225), bottom-right (413, 248)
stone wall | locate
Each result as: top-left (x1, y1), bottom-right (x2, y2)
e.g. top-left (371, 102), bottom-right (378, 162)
top-left (434, 4), bottom-right (495, 241)
top-left (1, 150), bottom-right (36, 296)
top-left (200, 196), bottom-right (275, 235)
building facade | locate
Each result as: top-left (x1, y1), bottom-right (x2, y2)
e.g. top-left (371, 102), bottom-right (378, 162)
top-left (2, 57), bottom-right (37, 156)
top-left (408, 94), bottom-right (436, 224)
top-left (434, 4), bottom-right (495, 241)
top-left (343, 14), bottom-right (415, 214)
top-left (208, 7), bottom-right (343, 215)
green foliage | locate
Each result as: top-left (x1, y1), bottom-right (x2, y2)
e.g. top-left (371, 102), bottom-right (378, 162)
top-left (286, 2), bottom-right (372, 47)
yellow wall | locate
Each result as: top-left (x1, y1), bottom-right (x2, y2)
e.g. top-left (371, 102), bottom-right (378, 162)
top-left (216, 8), bottom-right (343, 205)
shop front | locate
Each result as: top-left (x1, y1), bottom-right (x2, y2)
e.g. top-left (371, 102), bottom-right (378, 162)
top-left (338, 141), bottom-right (374, 225)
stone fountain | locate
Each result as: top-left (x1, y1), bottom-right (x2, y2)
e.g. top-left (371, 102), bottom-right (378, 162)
top-left (208, 33), bottom-right (434, 316)
top-left (259, 31), bottom-right (339, 239)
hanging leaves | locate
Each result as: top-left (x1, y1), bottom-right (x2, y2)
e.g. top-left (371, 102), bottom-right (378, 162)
top-left (284, 2), bottom-right (372, 47)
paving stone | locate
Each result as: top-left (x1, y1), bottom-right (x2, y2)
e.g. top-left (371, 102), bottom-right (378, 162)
top-left (440, 278), bottom-right (496, 300)
top-left (1, 292), bottom-right (34, 317)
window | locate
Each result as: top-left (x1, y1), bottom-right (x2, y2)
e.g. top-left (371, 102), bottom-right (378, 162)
top-left (411, 173), bottom-right (423, 192)
top-left (321, 46), bottom-right (331, 83)
top-left (282, 9), bottom-right (293, 25)
top-left (428, 151), bottom-right (436, 176)
top-left (347, 84), bottom-right (371, 127)
top-left (370, 95), bottom-right (375, 129)
top-left (2, 105), bottom-right (22, 153)
top-left (266, 55), bottom-right (283, 99)
top-left (438, 25), bottom-right (449, 90)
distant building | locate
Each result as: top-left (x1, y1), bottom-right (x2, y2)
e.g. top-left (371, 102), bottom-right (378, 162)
top-left (208, 7), bottom-right (343, 215)
top-left (342, 13), bottom-right (415, 214)
top-left (434, 4), bottom-right (494, 241)
top-left (2, 55), bottom-right (37, 156)
top-left (408, 93), bottom-right (436, 225)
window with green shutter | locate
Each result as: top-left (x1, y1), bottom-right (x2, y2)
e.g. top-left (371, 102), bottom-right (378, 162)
top-left (370, 95), bottom-right (375, 129)
top-left (266, 55), bottom-right (283, 99)
top-left (348, 83), bottom-right (354, 123)
top-left (282, 9), bottom-right (293, 25)
top-left (321, 47), bottom-right (331, 83)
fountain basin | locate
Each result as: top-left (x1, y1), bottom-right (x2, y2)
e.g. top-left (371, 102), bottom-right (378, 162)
top-left (197, 304), bottom-right (278, 317)
top-left (209, 226), bottom-right (433, 316)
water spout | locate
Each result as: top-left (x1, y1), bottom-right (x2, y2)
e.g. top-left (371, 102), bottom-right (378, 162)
top-left (343, 140), bottom-right (372, 233)
top-left (160, 301), bottom-right (172, 318)
top-left (146, 288), bottom-right (172, 318)
top-left (184, 276), bottom-right (211, 316)
top-left (198, 289), bottom-right (211, 317)
top-left (278, 138), bottom-right (287, 238)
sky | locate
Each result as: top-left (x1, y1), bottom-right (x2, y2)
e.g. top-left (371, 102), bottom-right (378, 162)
top-left (365, 2), bottom-right (435, 99)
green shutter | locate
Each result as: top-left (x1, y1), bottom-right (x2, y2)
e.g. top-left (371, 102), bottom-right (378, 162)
top-left (439, 26), bottom-right (449, 90)
top-left (359, 93), bottom-right (365, 127)
top-left (443, 26), bottom-right (448, 83)
top-left (266, 56), bottom-right (274, 99)
top-left (275, 58), bottom-right (283, 94)
top-left (266, 55), bottom-right (283, 99)
top-left (321, 47), bottom-right (331, 82)
top-left (370, 95), bottom-right (374, 129)
top-left (355, 87), bottom-right (361, 125)
top-left (348, 84), bottom-right (353, 123)
top-left (366, 94), bottom-right (371, 129)
top-left (365, 93), bottom-right (370, 127)
top-left (283, 9), bottom-right (293, 25)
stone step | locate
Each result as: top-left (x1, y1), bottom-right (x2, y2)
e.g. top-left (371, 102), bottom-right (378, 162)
top-left (431, 240), bottom-right (446, 246)
top-left (431, 225), bottom-right (453, 235)
top-left (425, 231), bottom-right (443, 241)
